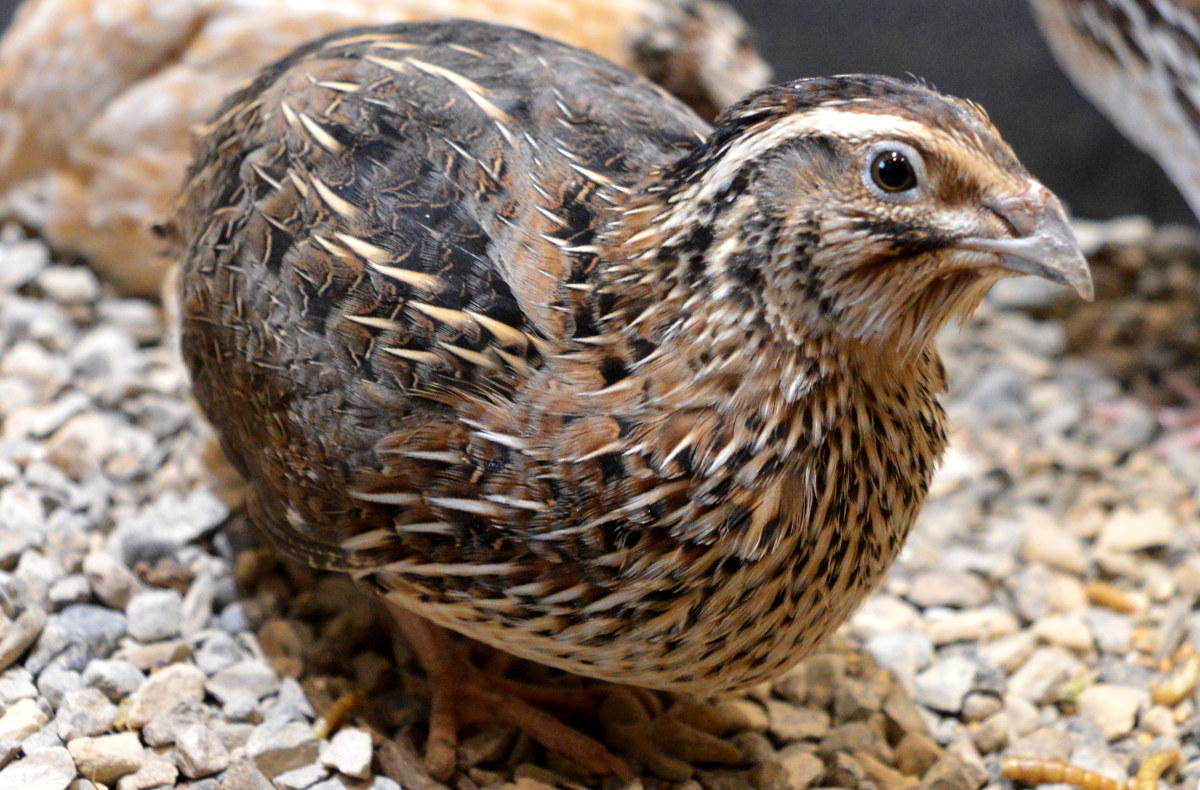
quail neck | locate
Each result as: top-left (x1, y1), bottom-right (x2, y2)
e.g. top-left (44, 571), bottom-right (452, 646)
top-left (602, 75), bottom-right (1092, 414)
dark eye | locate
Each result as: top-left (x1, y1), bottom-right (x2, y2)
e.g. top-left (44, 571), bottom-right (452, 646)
top-left (871, 150), bottom-right (918, 192)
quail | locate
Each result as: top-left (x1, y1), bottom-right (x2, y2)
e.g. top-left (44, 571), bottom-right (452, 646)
top-left (172, 19), bottom-right (1094, 779)
top-left (1030, 0), bottom-right (1200, 217)
top-left (0, 0), bottom-right (767, 298)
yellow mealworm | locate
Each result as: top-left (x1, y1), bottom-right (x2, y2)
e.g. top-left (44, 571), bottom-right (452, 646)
top-left (1150, 646), bottom-right (1200, 707)
top-left (1085, 581), bottom-right (1142, 614)
top-left (1000, 749), bottom-right (1179, 790)
top-left (312, 690), bottom-right (366, 740)
top-left (1001, 757), bottom-right (1123, 790)
top-left (1133, 748), bottom-right (1179, 790)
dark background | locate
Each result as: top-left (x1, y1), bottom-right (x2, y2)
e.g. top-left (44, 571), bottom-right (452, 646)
top-left (0, 0), bottom-right (1191, 224)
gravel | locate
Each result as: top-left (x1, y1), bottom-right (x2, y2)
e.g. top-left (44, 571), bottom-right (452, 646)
top-left (2, 218), bottom-right (1199, 789)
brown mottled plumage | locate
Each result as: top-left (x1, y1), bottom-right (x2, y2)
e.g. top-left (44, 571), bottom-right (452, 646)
top-left (173, 20), bottom-right (1092, 778)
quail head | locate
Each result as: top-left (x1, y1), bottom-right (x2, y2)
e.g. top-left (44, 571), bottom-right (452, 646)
top-left (173, 19), bottom-right (1092, 779)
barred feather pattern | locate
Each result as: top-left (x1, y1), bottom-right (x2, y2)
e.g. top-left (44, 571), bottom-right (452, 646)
top-left (1030, 0), bottom-right (1200, 216)
top-left (176, 21), bottom-right (1070, 693)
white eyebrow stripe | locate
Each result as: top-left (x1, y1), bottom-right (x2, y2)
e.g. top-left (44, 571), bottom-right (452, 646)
top-left (679, 109), bottom-right (946, 209)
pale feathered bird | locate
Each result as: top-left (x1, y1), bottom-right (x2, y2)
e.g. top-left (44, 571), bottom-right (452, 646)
top-left (1030, 0), bottom-right (1200, 218)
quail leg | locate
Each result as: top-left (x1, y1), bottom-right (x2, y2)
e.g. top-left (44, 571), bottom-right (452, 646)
top-left (383, 600), bottom-right (634, 781)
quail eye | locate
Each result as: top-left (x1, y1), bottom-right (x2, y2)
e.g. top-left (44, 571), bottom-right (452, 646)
top-left (870, 149), bottom-right (919, 192)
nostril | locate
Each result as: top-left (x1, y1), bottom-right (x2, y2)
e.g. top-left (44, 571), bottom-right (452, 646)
top-left (984, 181), bottom-right (1056, 238)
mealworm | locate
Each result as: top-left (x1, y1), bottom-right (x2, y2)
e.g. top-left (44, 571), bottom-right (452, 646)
top-left (1000, 749), bottom-right (1179, 790)
top-left (1150, 645), bottom-right (1199, 707)
top-left (1134, 748), bottom-right (1179, 790)
top-left (1001, 757), bottom-right (1122, 790)
top-left (313, 690), bottom-right (365, 740)
top-left (1085, 581), bottom-right (1141, 614)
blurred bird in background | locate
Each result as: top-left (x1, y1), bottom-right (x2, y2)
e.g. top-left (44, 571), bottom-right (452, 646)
top-left (1030, 0), bottom-right (1200, 220)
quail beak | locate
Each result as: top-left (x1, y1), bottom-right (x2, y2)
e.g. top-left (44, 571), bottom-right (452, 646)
top-left (957, 181), bottom-right (1094, 301)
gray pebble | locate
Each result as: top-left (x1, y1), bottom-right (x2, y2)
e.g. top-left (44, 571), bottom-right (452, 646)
top-left (961, 692), bottom-right (1002, 723)
top-left (0, 342), bottom-right (70, 402)
top-left (124, 664), bottom-right (206, 729)
top-left (113, 757), bottom-right (178, 790)
top-left (0, 241), bottom-right (50, 290)
top-left (764, 700), bottom-right (829, 742)
top-left (272, 762), bottom-right (329, 790)
top-left (914, 656), bottom-right (977, 714)
top-left (962, 366), bottom-right (1031, 427)
top-left (37, 266), bottom-right (99, 305)
top-left (0, 488), bottom-right (46, 546)
top-left (55, 688), bottom-right (116, 740)
top-left (206, 661), bottom-right (280, 705)
top-left (25, 604), bottom-right (126, 675)
top-left (1095, 652), bottom-right (1156, 687)
top-left (81, 659), bottom-right (143, 702)
top-left (20, 724), bottom-right (62, 754)
top-left (907, 570), bottom-right (991, 609)
top-left (0, 669), bottom-right (37, 706)
top-left (0, 699), bottom-right (48, 742)
top-left (141, 699), bottom-right (211, 747)
top-left (95, 300), bottom-right (161, 345)
top-left (6, 393), bottom-right (90, 441)
top-left (123, 395), bottom-right (193, 440)
top-left (319, 728), bottom-right (372, 779)
top-left (1076, 684), bottom-right (1145, 741)
top-left (81, 552), bottom-right (139, 610)
top-left (46, 577), bottom-right (90, 608)
top-left (125, 589), bottom-right (183, 643)
top-left (0, 746), bottom-right (75, 790)
top-left (221, 695), bottom-right (261, 722)
top-left (1007, 647), bottom-right (1080, 704)
top-left (972, 711), bottom-right (1009, 754)
top-left (213, 722), bottom-right (254, 752)
top-left (245, 720), bottom-right (319, 779)
top-left (986, 276), bottom-right (1067, 311)
top-left (0, 530), bottom-right (38, 570)
top-left (66, 731), bottom-right (144, 785)
top-left (179, 574), bottom-right (214, 637)
top-left (0, 293), bottom-right (74, 351)
top-left (193, 632), bottom-right (244, 676)
top-left (175, 724), bottom-right (231, 779)
top-left (864, 631), bottom-right (933, 685)
top-left (69, 327), bottom-right (139, 380)
top-left (263, 678), bottom-right (315, 725)
top-left (13, 552), bottom-right (59, 610)
top-left (1007, 726), bottom-right (1074, 761)
top-left (0, 607), bottom-right (45, 673)
top-left (36, 666), bottom-right (82, 709)
top-left (217, 603), bottom-right (248, 633)
top-left (110, 491), bottom-right (227, 567)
